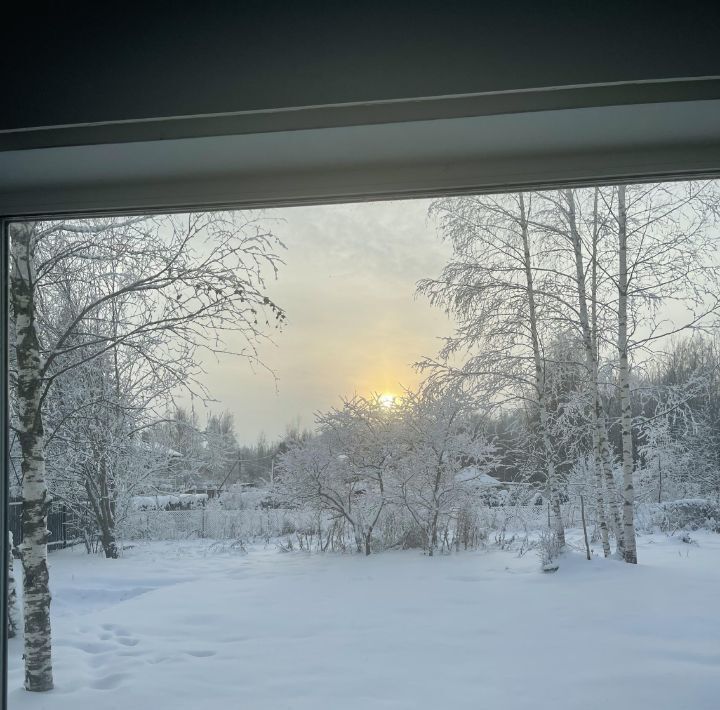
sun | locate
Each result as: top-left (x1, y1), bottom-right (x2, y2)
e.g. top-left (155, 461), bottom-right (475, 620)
top-left (379, 393), bottom-right (397, 408)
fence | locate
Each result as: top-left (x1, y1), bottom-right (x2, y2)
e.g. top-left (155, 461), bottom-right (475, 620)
top-left (477, 502), bottom-right (583, 532)
top-left (8, 499), bottom-right (709, 549)
top-left (8, 502), bottom-right (72, 551)
top-left (117, 506), bottom-right (314, 542)
top-left (117, 503), bottom-right (585, 543)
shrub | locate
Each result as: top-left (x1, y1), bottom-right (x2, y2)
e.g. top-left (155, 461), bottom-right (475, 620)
top-left (636, 498), bottom-right (720, 533)
top-left (537, 529), bottom-right (562, 570)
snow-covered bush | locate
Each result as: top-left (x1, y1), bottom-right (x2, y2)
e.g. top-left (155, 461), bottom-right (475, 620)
top-left (275, 388), bottom-right (499, 555)
top-left (537, 529), bottom-right (563, 571)
top-left (636, 499), bottom-right (720, 533)
top-left (130, 493), bottom-right (209, 511)
top-left (216, 484), bottom-right (270, 510)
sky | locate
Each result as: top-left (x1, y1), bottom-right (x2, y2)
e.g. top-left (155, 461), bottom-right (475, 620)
top-left (198, 199), bottom-right (452, 445)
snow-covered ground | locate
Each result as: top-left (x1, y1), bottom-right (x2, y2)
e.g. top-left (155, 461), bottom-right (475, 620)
top-left (8, 532), bottom-right (720, 710)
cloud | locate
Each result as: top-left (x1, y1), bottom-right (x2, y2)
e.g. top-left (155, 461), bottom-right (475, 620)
top-left (197, 199), bottom-right (452, 444)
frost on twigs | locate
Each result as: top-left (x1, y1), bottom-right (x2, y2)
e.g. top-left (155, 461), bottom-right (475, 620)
top-left (538, 529), bottom-right (563, 572)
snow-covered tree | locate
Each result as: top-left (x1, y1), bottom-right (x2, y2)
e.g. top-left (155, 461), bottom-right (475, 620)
top-left (419, 193), bottom-right (567, 545)
top-left (533, 188), bottom-right (623, 556)
top-left (203, 411), bottom-right (240, 486)
top-left (9, 212), bottom-right (284, 691)
top-left (421, 182), bottom-right (720, 564)
top-left (636, 373), bottom-right (715, 502)
top-left (278, 395), bottom-right (402, 555)
top-left (395, 386), bottom-right (497, 555)
top-left (610, 182), bottom-right (720, 562)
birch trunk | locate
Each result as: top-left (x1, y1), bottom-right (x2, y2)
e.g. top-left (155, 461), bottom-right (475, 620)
top-left (10, 222), bottom-right (54, 690)
top-left (7, 531), bottom-right (21, 638)
top-left (519, 194), bottom-right (565, 545)
top-left (597, 412), bottom-right (624, 554)
top-left (591, 444), bottom-right (611, 557)
top-left (590, 190), bottom-right (624, 553)
top-left (616, 186), bottom-right (638, 564)
top-left (565, 189), bottom-right (615, 556)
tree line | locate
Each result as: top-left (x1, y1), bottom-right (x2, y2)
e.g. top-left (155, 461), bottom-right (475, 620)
top-left (275, 182), bottom-right (720, 565)
top-left (417, 182), bottom-right (720, 563)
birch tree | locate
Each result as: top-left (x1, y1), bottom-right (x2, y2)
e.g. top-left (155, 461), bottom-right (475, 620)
top-left (9, 212), bottom-right (284, 690)
top-left (608, 181), bottom-right (720, 562)
top-left (7, 532), bottom-right (20, 638)
top-left (535, 188), bottom-right (622, 556)
top-left (10, 222), bottom-right (55, 689)
top-left (615, 185), bottom-right (639, 562)
top-left (419, 193), bottom-right (566, 545)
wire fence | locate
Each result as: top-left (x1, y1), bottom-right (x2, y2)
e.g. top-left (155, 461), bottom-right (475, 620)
top-left (8, 497), bottom-right (715, 551)
top-left (117, 503), bottom-right (585, 543)
top-left (8, 502), bottom-right (72, 551)
top-left (478, 502), bottom-right (584, 532)
top-left (118, 507), bottom-right (306, 542)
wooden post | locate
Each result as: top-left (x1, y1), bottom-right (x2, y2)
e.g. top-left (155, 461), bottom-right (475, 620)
top-left (580, 495), bottom-right (591, 561)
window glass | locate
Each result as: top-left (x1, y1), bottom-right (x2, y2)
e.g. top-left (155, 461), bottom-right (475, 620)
top-left (7, 183), bottom-right (720, 708)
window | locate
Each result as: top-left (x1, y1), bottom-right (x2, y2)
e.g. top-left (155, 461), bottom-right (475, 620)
top-left (5, 180), bottom-right (720, 708)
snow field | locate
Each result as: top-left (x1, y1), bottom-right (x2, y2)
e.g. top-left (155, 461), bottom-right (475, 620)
top-left (7, 531), bottom-right (720, 710)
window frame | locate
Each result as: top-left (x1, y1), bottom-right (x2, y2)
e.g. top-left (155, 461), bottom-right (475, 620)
top-left (2, 83), bottom-right (720, 705)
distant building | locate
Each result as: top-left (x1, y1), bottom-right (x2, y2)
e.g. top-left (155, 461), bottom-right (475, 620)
top-left (455, 466), bottom-right (503, 488)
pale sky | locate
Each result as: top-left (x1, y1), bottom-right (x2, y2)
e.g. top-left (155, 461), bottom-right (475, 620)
top-left (199, 199), bottom-right (452, 445)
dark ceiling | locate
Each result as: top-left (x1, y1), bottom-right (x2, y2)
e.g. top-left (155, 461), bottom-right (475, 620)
top-left (5, 1), bottom-right (720, 130)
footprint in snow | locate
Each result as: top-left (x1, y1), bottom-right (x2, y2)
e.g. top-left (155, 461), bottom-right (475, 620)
top-left (89, 672), bottom-right (131, 690)
top-left (183, 649), bottom-right (217, 658)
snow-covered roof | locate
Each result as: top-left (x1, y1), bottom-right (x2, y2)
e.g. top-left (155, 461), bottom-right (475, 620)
top-left (137, 440), bottom-right (182, 457)
top-left (455, 467), bottom-right (502, 486)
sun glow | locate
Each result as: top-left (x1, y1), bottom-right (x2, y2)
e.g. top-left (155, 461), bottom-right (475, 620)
top-left (379, 393), bottom-right (397, 408)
